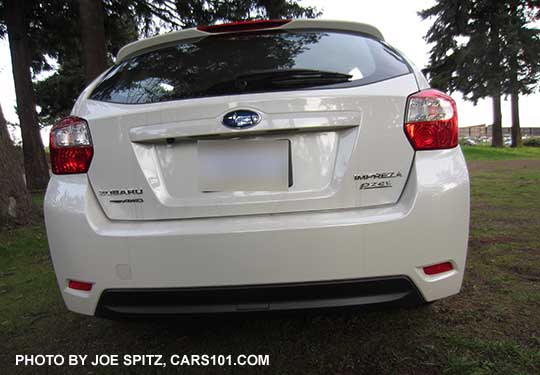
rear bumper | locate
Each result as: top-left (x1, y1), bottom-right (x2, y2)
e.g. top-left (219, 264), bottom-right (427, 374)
top-left (45, 148), bottom-right (469, 316)
top-left (96, 277), bottom-right (423, 318)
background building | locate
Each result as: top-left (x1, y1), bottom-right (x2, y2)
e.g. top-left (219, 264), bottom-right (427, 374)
top-left (459, 124), bottom-right (540, 138)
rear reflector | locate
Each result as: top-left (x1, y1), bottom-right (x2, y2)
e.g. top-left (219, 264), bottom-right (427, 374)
top-left (404, 89), bottom-right (458, 150)
top-left (423, 262), bottom-right (453, 276)
top-left (197, 19), bottom-right (291, 33)
top-left (68, 280), bottom-right (93, 291)
top-left (50, 116), bottom-right (93, 174)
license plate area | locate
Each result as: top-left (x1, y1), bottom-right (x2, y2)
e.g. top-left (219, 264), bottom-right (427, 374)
top-left (198, 139), bottom-right (291, 192)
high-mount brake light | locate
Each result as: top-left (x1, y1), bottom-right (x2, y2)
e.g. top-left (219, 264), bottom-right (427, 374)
top-left (50, 116), bottom-right (93, 175)
top-left (197, 19), bottom-right (291, 33)
top-left (404, 89), bottom-right (458, 150)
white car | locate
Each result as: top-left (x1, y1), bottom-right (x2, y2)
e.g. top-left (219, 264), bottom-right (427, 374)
top-left (45, 19), bottom-right (469, 317)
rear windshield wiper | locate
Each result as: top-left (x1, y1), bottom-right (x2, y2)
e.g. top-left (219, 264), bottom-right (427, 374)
top-left (236, 69), bottom-right (353, 88)
top-left (206, 69), bottom-right (353, 95)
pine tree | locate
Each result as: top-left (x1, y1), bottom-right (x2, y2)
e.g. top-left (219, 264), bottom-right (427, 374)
top-left (500, 0), bottom-right (540, 147)
top-left (420, 0), bottom-right (540, 148)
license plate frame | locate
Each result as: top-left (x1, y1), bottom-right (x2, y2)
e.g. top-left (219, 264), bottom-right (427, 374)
top-left (197, 139), bottom-right (292, 192)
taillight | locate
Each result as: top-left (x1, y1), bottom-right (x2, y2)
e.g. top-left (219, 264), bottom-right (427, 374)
top-left (404, 89), bottom-right (458, 150)
top-left (197, 19), bottom-right (291, 33)
top-left (50, 116), bottom-right (93, 174)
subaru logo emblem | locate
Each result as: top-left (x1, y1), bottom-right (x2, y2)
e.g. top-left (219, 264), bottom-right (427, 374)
top-left (222, 110), bottom-right (261, 129)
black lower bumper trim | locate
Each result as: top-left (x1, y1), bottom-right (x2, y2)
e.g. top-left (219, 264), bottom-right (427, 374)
top-left (95, 276), bottom-right (424, 318)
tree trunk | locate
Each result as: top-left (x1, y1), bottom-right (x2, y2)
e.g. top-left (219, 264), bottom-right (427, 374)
top-left (5, 0), bottom-right (50, 191)
top-left (0, 108), bottom-right (11, 142)
top-left (510, 92), bottom-right (522, 147)
top-left (491, 95), bottom-right (503, 147)
top-left (78, 0), bottom-right (108, 84)
top-left (260, 0), bottom-right (287, 18)
top-left (0, 104), bottom-right (35, 227)
top-left (508, 48), bottom-right (522, 148)
top-left (488, 6), bottom-right (504, 148)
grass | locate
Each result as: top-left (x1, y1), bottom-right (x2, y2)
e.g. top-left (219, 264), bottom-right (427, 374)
top-left (0, 226), bottom-right (58, 336)
top-left (461, 145), bottom-right (540, 161)
top-left (31, 192), bottom-right (44, 208)
top-left (444, 337), bottom-right (540, 375)
top-left (1, 157), bottom-right (540, 374)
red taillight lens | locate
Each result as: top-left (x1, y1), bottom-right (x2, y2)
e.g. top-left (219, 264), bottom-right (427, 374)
top-left (404, 89), bottom-right (458, 150)
top-left (68, 279), bottom-right (93, 291)
top-left (423, 262), bottom-right (453, 276)
top-left (197, 19), bottom-right (291, 33)
top-left (50, 116), bottom-right (93, 174)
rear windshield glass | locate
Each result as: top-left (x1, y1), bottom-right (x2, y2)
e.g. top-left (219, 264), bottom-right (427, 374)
top-left (90, 30), bottom-right (411, 104)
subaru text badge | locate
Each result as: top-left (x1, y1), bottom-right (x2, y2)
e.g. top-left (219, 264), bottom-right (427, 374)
top-left (222, 110), bottom-right (261, 129)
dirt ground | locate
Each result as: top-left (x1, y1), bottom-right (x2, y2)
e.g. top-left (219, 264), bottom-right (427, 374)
top-left (466, 158), bottom-right (540, 172)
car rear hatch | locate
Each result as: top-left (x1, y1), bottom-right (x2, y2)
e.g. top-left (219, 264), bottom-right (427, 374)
top-left (80, 23), bottom-right (418, 221)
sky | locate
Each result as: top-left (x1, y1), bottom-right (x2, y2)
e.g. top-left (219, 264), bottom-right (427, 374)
top-left (0, 0), bottom-right (538, 144)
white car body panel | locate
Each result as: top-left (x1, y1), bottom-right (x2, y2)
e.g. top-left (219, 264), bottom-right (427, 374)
top-left (45, 149), bottom-right (469, 315)
top-left (45, 20), bottom-right (470, 316)
top-left (80, 74), bottom-right (417, 221)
